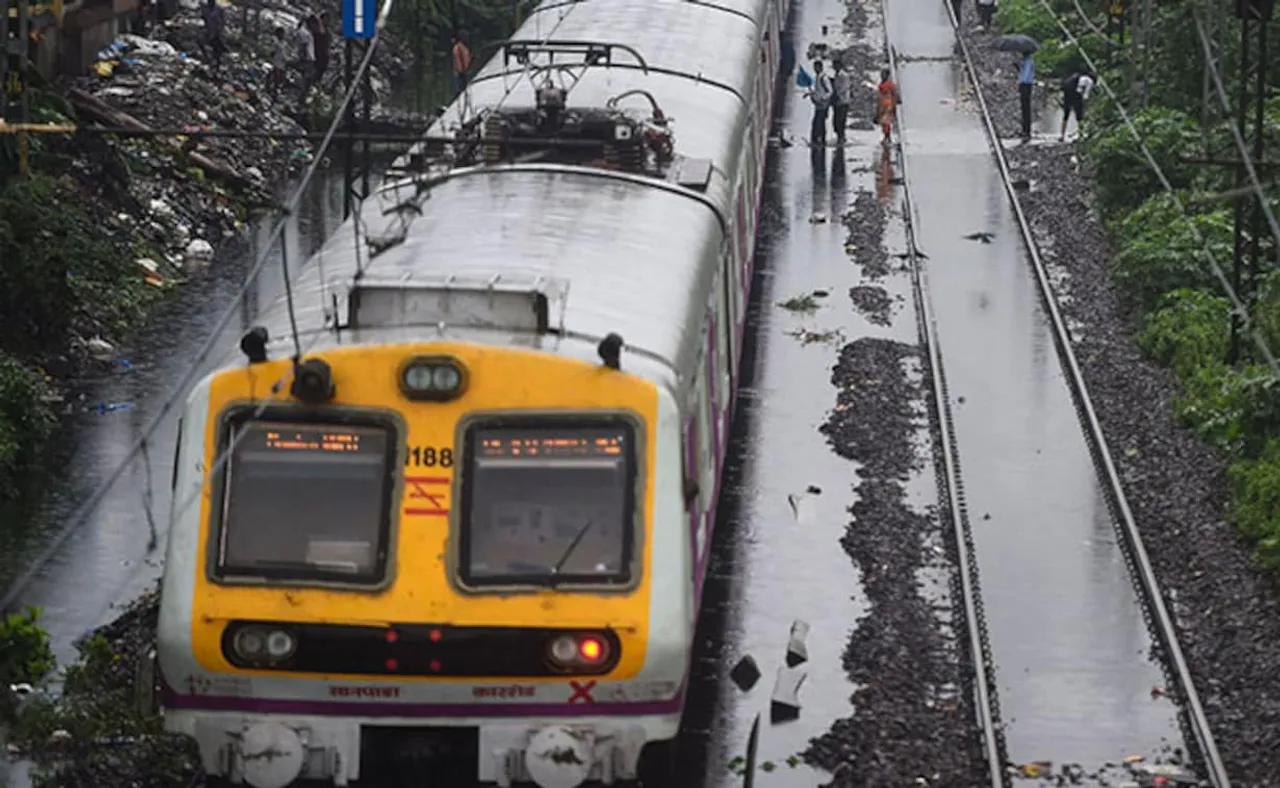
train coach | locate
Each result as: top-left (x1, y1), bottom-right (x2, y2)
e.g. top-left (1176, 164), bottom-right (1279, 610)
top-left (150, 0), bottom-right (793, 784)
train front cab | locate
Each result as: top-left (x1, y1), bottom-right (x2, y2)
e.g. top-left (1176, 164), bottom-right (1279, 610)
top-left (154, 341), bottom-right (693, 788)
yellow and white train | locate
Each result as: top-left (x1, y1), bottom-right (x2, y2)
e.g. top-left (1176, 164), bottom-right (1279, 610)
top-left (152, 0), bottom-right (792, 783)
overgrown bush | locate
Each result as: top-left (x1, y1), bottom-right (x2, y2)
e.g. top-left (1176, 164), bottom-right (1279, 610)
top-left (0, 175), bottom-right (160, 358)
top-left (1110, 193), bottom-right (1232, 310)
top-left (1229, 441), bottom-right (1280, 569)
top-left (1082, 106), bottom-right (1201, 219)
top-left (0, 353), bottom-right (56, 502)
top-left (1137, 289), bottom-right (1231, 380)
top-left (0, 608), bottom-right (55, 724)
top-left (12, 632), bottom-right (198, 788)
top-left (1175, 363), bottom-right (1280, 457)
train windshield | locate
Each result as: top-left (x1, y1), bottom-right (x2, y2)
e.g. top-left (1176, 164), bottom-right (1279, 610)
top-left (460, 421), bottom-right (637, 587)
top-left (215, 419), bottom-right (394, 585)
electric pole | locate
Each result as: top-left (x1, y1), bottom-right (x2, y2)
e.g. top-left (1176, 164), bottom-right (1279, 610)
top-left (2, 0), bottom-right (32, 178)
top-left (1227, 0), bottom-right (1273, 363)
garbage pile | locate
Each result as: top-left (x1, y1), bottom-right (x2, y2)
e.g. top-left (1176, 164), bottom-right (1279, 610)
top-left (55, 0), bottom-right (418, 274)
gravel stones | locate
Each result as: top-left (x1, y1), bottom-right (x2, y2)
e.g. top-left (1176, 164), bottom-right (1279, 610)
top-left (848, 285), bottom-right (894, 326)
top-left (844, 190), bottom-right (891, 280)
top-left (958, 17), bottom-right (1280, 787)
top-left (806, 339), bottom-right (984, 786)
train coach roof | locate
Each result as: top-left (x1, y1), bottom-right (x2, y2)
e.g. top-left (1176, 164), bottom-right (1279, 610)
top-left (479, 0), bottom-right (761, 99)
top-left (253, 168), bottom-right (721, 381)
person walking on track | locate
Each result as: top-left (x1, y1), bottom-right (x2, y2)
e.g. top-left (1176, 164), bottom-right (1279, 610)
top-left (1059, 71), bottom-right (1094, 141)
top-left (875, 67), bottom-right (901, 145)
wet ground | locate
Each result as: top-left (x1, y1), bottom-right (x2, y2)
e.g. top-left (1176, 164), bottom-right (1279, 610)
top-left (888, 0), bottom-right (1188, 780)
top-left (0, 169), bottom-right (364, 664)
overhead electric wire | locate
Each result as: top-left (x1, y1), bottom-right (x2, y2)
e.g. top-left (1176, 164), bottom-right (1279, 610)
top-left (1039, 0), bottom-right (1280, 381)
top-left (0, 0), bottom-right (399, 613)
top-left (1193, 9), bottom-right (1280, 262)
top-left (1, 0), bottom-right (590, 614)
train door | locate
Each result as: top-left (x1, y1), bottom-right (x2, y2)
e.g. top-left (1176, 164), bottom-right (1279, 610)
top-left (711, 283), bottom-right (732, 441)
top-left (733, 188), bottom-right (750, 341)
top-left (691, 344), bottom-right (716, 574)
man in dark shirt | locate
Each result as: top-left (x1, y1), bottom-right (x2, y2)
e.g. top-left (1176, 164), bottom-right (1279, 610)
top-left (314, 12), bottom-right (332, 85)
top-left (200, 0), bottom-right (227, 71)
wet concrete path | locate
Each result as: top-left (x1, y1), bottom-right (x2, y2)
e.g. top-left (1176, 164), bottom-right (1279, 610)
top-left (887, 0), bottom-right (1186, 777)
top-left (679, 0), bottom-right (940, 784)
top-left (3, 170), bottom-right (363, 665)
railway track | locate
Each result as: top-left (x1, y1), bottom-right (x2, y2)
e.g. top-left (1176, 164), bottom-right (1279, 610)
top-left (872, 3), bottom-right (1234, 787)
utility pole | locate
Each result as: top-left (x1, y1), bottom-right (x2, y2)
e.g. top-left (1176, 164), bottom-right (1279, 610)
top-left (2, 0), bottom-right (31, 178)
top-left (340, 0), bottom-right (376, 220)
top-left (1227, 0), bottom-right (1273, 363)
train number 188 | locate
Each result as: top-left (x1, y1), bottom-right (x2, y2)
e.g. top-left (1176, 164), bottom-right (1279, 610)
top-left (406, 446), bottom-right (454, 467)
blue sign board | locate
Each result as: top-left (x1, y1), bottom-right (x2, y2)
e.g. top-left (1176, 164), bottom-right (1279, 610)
top-left (342, 0), bottom-right (376, 39)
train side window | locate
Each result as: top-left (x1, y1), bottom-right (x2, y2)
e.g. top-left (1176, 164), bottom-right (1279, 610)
top-left (456, 417), bottom-right (640, 590)
top-left (211, 413), bottom-right (399, 587)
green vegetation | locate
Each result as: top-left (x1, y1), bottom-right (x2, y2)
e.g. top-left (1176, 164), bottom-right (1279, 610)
top-left (995, 0), bottom-right (1280, 569)
top-left (0, 174), bottom-right (165, 504)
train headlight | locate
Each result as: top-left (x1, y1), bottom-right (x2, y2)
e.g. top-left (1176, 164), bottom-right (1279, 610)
top-left (549, 635), bottom-right (578, 665)
top-left (399, 356), bottom-right (468, 402)
top-left (229, 624), bottom-right (298, 666)
top-left (233, 628), bottom-right (267, 660)
top-left (265, 630), bottom-right (297, 659)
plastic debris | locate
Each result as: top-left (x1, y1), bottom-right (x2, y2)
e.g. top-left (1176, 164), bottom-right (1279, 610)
top-left (729, 655), bottom-right (762, 692)
top-left (85, 336), bottom-right (116, 361)
top-left (88, 402), bottom-right (136, 414)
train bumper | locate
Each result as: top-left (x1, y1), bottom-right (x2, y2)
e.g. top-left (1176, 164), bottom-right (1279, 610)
top-left (481, 723), bottom-right (647, 787)
top-left (172, 712), bottom-right (653, 787)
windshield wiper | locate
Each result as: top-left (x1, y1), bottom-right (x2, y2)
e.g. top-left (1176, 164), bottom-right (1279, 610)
top-left (549, 519), bottom-right (593, 580)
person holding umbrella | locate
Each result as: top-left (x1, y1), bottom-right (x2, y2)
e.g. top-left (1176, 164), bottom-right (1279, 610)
top-left (992, 34), bottom-right (1039, 142)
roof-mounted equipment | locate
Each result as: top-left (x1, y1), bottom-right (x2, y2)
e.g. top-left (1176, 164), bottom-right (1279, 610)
top-left (502, 40), bottom-right (650, 72)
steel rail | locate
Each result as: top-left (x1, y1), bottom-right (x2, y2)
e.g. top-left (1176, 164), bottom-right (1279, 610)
top-left (881, 2), bottom-right (1006, 785)
top-left (944, 8), bottom-right (1231, 787)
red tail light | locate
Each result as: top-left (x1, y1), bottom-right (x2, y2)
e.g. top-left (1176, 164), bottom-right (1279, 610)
top-left (578, 636), bottom-right (604, 663)
top-left (547, 633), bottom-right (614, 671)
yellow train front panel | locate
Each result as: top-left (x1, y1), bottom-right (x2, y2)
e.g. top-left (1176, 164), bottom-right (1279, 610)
top-left (157, 340), bottom-right (693, 718)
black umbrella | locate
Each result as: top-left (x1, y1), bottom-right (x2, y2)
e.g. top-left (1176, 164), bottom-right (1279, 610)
top-left (992, 34), bottom-right (1039, 54)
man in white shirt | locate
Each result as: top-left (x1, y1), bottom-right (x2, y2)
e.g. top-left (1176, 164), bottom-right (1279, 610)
top-left (807, 60), bottom-right (834, 146)
top-left (1059, 71), bottom-right (1095, 141)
